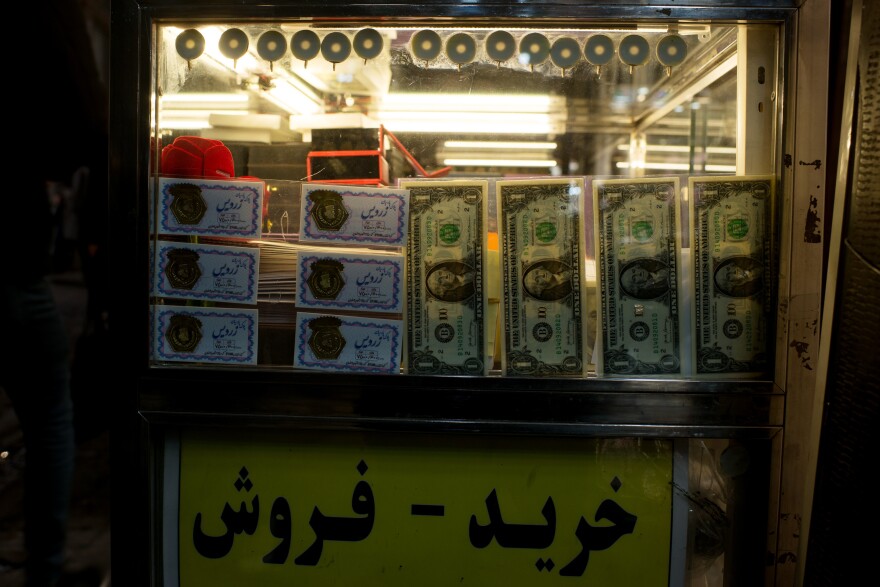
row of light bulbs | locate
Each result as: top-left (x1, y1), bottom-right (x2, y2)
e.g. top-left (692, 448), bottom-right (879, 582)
top-left (175, 27), bottom-right (689, 74)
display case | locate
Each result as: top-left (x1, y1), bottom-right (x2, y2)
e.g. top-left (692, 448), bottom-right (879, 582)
top-left (108, 1), bottom-right (831, 585)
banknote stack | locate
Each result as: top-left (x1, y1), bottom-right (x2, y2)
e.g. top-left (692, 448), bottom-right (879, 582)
top-left (291, 182), bottom-right (410, 374)
top-left (399, 179), bottom-right (490, 375)
top-left (256, 240), bottom-right (299, 304)
top-left (497, 178), bottom-right (586, 377)
top-left (593, 177), bottom-right (683, 376)
top-left (689, 175), bottom-right (775, 376)
top-left (150, 176), bottom-right (265, 366)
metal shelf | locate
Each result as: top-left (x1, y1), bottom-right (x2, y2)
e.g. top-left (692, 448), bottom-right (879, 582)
top-left (138, 369), bottom-right (782, 437)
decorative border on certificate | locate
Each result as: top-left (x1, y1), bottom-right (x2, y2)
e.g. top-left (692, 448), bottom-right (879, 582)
top-left (153, 307), bottom-right (258, 365)
top-left (158, 177), bottom-right (263, 239)
top-left (295, 251), bottom-right (404, 313)
top-left (298, 183), bottom-right (409, 246)
top-left (153, 241), bottom-right (260, 304)
top-left (293, 312), bottom-right (402, 374)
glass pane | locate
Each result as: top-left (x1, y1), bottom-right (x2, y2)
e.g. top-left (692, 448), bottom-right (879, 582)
top-left (149, 19), bottom-right (779, 379)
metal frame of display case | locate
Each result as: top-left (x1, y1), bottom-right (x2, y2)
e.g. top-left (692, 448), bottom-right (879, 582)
top-left (108, 1), bottom-right (830, 585)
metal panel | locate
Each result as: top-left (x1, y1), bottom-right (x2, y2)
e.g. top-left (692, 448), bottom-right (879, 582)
top-left (737, 26), bottom-right (778, 174)
top-left (137, 373), bottom-right (784, 437)
top-left (772, 0), bottom-right (830, 584)
top-left (136, 1), bottom-right (800, 21)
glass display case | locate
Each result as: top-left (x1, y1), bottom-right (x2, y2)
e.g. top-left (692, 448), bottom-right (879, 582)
top-left (109, 1), bottom-right (831, 585)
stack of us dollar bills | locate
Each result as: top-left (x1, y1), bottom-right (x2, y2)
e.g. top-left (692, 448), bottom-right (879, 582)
top-left (591, 174), bottom-right (774, 379)
top-left (689, 175), bottom-right (775, 376)
top-left (497, 178), bottom-right (587, 377)
top-left (593, 177), bottom-right (684, 376)
top-left (400, 179), bottom-right (491, 375)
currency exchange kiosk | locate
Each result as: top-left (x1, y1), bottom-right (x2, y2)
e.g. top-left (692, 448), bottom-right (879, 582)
top-left (108, 1), bottom-right (833, 585)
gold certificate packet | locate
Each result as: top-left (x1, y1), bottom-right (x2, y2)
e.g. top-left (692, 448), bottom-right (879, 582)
top-left (399, 179), bottom-right (490, 375)
top-left (295, 248), bottom-right (405, 315)
top-left (293, 312), bottom-right (403, 374)
top-left (153, 240), bottom-right (260, 305)
top-left (497, 177), bottom-right (587, 377)
top-left (157, 177), bottom-right (264, 239)
top-left (152, 306), bottom-right (258, 366)
top-left (298, 182), bottom-right (409, 247)
top-left (689, 175), bottom-right (775, 376)
top-left (593, 177), bottom-right (683, 376)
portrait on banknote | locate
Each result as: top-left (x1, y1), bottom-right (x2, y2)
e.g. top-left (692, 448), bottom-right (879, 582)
top-left (522, 259), bottom-right (573, 302)
top-left (426, 260), bottom-right (477, 302)
top-left (713, 256), bottom-right (763, 298)
top-left (619, 258), bottom-right (670, 300)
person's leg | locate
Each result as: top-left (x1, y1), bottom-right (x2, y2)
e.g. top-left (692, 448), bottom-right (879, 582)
top-left (1, 280), bottom-right (75, 587)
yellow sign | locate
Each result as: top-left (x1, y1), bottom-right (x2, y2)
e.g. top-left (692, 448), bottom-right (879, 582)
top-left (178, 429), bottom-right (673, 586)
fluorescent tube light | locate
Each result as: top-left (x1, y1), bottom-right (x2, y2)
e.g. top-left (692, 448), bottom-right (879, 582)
top-left (158, 92), bottom-right (251, 129)
top-left (160, 110), bottom-right (250, 130)
top-left (615, 162), bottom-right (738, 172)
top-left (444, 140), bottom-right (558, 150)
top-left (616, 162), bottom-right (692, 171)
top-left (444, 158), bottom-right (557, 168)
top-left (161, 93), bottom-right (250, 108)
top-left (616, 144), bottom-right (737, 154)
top-left (380, 93), bottom-right (559, 113)
top-left (158, 119), bottom-right (212, 130)
top-left (379, 112), bottom-right (563, 135)
top-left (375, 93), bottom-right (566, 133)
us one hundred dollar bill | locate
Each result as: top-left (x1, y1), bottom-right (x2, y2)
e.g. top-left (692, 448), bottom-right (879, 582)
top-left (593, 177), bottom-right (682, 376)
top-left (690, 175), bottom-right (775, 375)
top-left (497, 178), bottom-right (585, 376)
top-left (400, 179), bottom-right (489, 375)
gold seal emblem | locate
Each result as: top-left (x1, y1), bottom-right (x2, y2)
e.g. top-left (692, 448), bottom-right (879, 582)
top-left (306, 259), bottom-right (345, 300)
top-left (169, 183), bottom-right (207, 225)
top-left (307, 316), bottom-right (346, 360)
top-left (166, 314), bottom-right (203, 352)
top-left (165, 249), bottom-right (201, 289)
top-left (307, 190), bottom-right (349, 231)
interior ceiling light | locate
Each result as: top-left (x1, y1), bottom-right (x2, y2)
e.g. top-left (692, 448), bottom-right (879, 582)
top-left (380, 92), bottom-right (560, 113)
top-left (616, 144), bottom-right (736, 154)
top-left (443, 158), bottom-right (557, 168)
top-left (444, 140), bottom-right (558, 150)
top-left (375, 93), bottom-right (565, 134)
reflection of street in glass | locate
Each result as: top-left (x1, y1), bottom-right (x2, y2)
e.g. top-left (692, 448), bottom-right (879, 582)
top-left (714, 257), bottom-right (763, 298)
top-left (620, 259), bottom-right (669, 300)
top-left (523, 260), bottom-right (572, 301)
top-left (426, 260), bottom-right (476, 302)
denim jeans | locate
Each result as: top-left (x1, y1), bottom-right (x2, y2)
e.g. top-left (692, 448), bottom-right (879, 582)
top-left (1, 278), bottom-right (75, 587)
